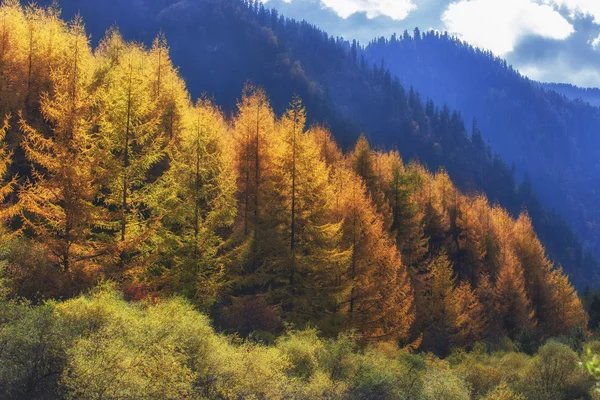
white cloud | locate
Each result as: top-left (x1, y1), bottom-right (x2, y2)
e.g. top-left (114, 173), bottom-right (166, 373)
top-left (442, 0), bottom-right (574, 56)
top-left (519, 61), bottom-right (600, 87)
top-left (265, 0), bottom-right (417, 20)
top-left (543, 0), bottom-right (600, 24)
top-left (591, 34), bottom-right (600, 49)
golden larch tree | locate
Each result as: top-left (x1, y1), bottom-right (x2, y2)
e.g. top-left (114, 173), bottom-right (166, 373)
top-left (155, 98), bottom-right (236, 306)
top-left (95, 38), bottom-right (165, 270)
top-left (19, 17), bottom-right (103, 275)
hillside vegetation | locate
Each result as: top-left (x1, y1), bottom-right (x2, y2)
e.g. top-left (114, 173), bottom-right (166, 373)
top-left (2, 285), bottom-right (599, 399)
top-left (0, 2), bottom-right (596, 399)
top-left (39, 0), bottom-right (600, 287)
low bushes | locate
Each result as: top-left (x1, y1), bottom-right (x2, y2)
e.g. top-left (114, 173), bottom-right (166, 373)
top-left (0, 287), bottom-right (597, 399)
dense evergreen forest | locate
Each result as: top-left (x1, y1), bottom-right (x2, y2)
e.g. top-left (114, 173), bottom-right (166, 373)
top-left (541, 83), bottom-right (600, 108)
top-left (365, 32), bottom-right (600, 266)
top-left (0, 2), bottom-right (600, 399)
top-left (36, 0), bottom-right (600, 289)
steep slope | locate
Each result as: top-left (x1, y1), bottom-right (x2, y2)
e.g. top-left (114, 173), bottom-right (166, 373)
top-left (42, 0), bottom-right (599, 286)
top-left (365, 32), bottom-right (600, 260)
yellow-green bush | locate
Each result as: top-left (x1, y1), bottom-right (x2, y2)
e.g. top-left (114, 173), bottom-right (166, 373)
top-left (482, 383), bottom-right (526, 400)
top-left (422, 359), bottom-right (471, 400)
top-left (521, 341), bottom-right (594, 400)
top-left (0, 302), bottom-right (70, 398)
top-left (276, 329), bottom-right (324, 380)
top-left (496, 351), bottom-right (531, 390)
top-left (0, 287), bottom-right (596, 400)
top-left (455, 353), bottom-right (503, 398)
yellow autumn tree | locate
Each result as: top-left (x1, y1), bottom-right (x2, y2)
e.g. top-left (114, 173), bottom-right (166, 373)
top-left (95, 36), bottom-right (165, 271)
top-left (18, 17), bottom-right (105, 279)
top-left (0, 1), bottom-right (28, 114)
top-left (155, 98), bottom-right (236, 306)
top-left (0, 116), bottom-right (16, 219)
top-left (149, 32), bottom-right (189, 146)
top-left (267, 96), bottom-right (349, 329)
top-left (228, 84), bottom-right (279, 287)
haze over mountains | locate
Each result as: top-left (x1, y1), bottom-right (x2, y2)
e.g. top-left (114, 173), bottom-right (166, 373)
top-left (41, 0), bottom-right (600, 287)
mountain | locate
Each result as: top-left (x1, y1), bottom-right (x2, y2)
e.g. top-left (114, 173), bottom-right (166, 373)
top-left (40, 0), bottom-right (599, 286)
top-left (541, 82), bottom-right (600, 108)
top-left (364, 32), bottom-right (600, 263)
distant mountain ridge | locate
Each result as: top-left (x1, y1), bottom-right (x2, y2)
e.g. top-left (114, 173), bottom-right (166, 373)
top-left (541, 83), bottom-right (600, 108)
top-left (365, 31), bottom-right (600, 261)
top-left (39, 0), bottom-right (599, 286)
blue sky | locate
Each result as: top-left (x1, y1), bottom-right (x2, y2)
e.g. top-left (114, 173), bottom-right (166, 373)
top-left (264, 0), bottom-right (600, 88)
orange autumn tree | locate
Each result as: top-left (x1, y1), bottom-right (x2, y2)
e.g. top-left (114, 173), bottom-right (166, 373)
top-left (421, 251), bottom-right (457, 355)
top-left (351, 135), bottom-right (392, 230)
top-left (488, 207), bottom-right (536, 337)
top-left (513, 213), bottom-right (587, 337)
top-left (19, 17), bottom-right (104, 277)
top-left (494, 247), bottom-right (535, 337)
top-left (450, 280), bottom-right (485, 349)
top-left (454, 195), bottom-right (487, 285)
top-left (334, 166), bottom-right (414, 341)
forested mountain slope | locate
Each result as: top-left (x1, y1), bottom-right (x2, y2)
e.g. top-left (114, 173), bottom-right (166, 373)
top-left (0, 0), bottom-right (587, 349)
top-left (541, 82), bottom-right (600, 108)
top-left (365, 32), bottom-right (600, 263)
top-left (0, 3), bottom-right (595, 398)
top-left (37, 0), bottom-right (600, 287)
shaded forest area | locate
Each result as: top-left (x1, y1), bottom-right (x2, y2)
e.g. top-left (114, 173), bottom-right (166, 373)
top-left (0, 2), bottom-right (598, 399)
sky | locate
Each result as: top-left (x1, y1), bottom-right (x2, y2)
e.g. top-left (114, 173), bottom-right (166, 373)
top-left (264, 0), bottom-right (600, 88)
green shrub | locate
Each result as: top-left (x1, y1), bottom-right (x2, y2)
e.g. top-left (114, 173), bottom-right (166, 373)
top-left (4, 286), bottom-right (598, 400)
top-left (422, 359), bottom-right (470, 400)
top-left (521, 340), bottom-right (594, 400)
top-left (496, 351), bottom-right (531, 389)
top-left (455, 354), bottom-right (503, 398)
top-left (59, 293), bottom-right (205, 399)
top-left (276, 329), bottom-right (324, 380)
top-left (482, 383), bottom-right (526, 400)
top-left (319, 333), bottom-right (357, 382)
top-left (584, 340), bottom-right (600, 356)
top-left (348, 348), bottom-right (420, 400)
top-left (0, 302), bottom-right (70, 399)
